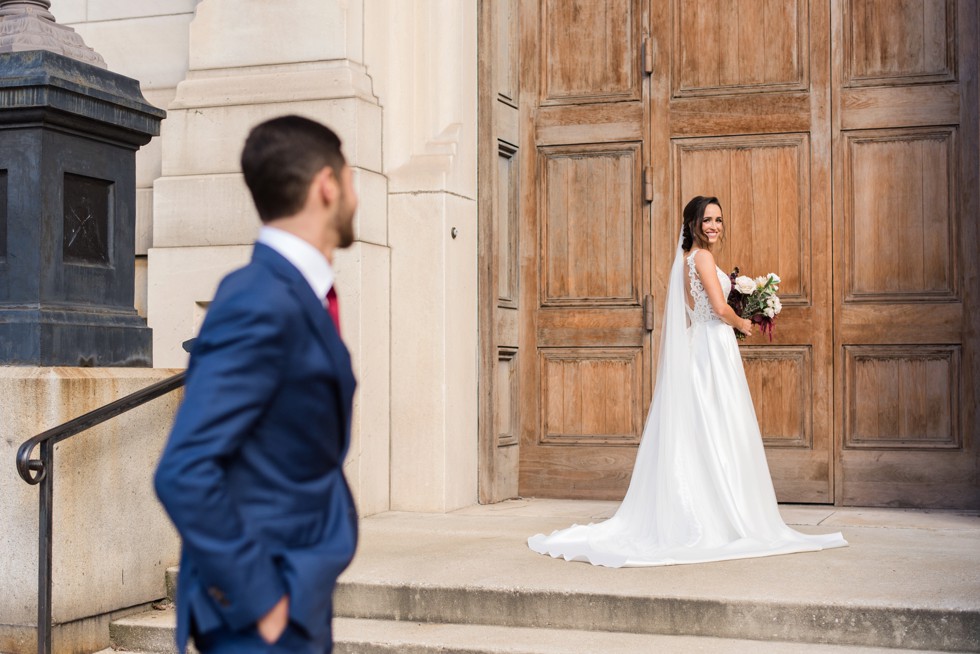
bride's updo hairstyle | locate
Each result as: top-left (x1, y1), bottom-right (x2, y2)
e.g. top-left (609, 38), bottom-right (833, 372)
top-left (681, 195), bottom-right (723, 251)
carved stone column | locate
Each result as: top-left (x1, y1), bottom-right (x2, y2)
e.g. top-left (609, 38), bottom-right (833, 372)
top-left (0, 0), bottom-right (105, 67)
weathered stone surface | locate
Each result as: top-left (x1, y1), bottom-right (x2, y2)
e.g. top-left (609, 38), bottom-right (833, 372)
top-left (389, 192), bottom-right (478, 513)
top-left (330, 502), bottom-right (980, 652)
top-left (0, 0), bottom-right (105, 68)
top-left (146, 245), bottom-right (252, 368)
top-left (0, 50), bottom-right (164, 366)
top-left (335, 241), bottom-right (391, 518)
top-left (0, 367), bottom-right (181, 653)
top-left (101, 502), bottom-right (980, 653)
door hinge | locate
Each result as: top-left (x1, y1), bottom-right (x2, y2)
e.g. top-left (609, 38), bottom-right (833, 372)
top-left (643, 294), bottom-right (655, 331)
top-left (644, 166), bottom-right (653, 203)
top-left (642, 36), bottom-right (654, 74)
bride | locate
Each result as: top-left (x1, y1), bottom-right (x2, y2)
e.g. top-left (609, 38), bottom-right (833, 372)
top-left (528, 196), bottom-right (847, 567)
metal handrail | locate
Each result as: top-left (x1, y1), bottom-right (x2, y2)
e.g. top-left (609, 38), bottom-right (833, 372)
top-left (16, 371), bottom-right (186, 484)
top-left (15, 341), bottom-right (194, 654)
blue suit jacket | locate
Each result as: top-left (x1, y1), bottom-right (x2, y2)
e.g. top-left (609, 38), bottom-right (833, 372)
top-left (154, 243), bottom-right (358, 652)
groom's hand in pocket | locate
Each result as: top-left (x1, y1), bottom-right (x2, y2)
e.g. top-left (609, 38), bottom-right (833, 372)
top-left (257, 595), bottom-right (290, 644)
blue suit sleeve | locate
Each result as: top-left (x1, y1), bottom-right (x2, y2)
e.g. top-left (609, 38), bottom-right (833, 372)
top-left (154, 291), bottom-right (288, 631)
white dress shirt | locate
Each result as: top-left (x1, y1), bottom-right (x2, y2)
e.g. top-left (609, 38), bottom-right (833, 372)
top-left (256, 226), bottom-right (334, 300)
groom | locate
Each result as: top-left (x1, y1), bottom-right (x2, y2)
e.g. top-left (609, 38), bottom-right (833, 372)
top-left (154, 115), bottom-right (359, 654)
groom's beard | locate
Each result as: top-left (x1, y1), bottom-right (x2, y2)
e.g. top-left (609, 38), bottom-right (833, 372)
top-left (336, 193), bottom-right (356, 249)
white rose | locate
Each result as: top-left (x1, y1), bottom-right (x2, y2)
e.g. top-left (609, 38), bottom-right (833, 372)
top-left (768, 272), bottom-right (781, 284)
top-left (771, 296), bottom-right (782, 314)
top-left (755, 276), bottom-right (768, 288)
top-left (735, 276), bottom-right (756, 295)
top-left (764, 307), bottom-right (775, 318)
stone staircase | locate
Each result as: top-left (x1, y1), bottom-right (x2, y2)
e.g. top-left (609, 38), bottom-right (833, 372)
top-left (97, 501), bottom-right (980, 654)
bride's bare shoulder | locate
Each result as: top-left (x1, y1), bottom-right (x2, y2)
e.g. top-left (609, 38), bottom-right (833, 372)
top-left (691, 248), bottom-right (716, 268)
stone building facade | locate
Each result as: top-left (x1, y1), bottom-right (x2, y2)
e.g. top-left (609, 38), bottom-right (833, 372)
top-left (49, 0), bottom-right (481, 517)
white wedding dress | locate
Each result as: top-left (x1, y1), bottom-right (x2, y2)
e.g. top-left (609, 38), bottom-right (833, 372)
top-left (528, 238), bottom-right (847, 567)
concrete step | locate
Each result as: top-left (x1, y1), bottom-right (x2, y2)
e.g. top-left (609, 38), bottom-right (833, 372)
top-left (333, 502), bottom-right (980, 653)
top-left (115, 501), bottom-right (980, 653)
top-left (101, 609), bottom-right (962, 654)
top-left (331, 618), bottom-right (960, 654)
top-left (108, 607), bottom-right (182, 654)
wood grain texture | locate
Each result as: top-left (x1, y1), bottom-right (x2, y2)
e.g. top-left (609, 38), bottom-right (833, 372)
top-left (844, 345), bottom-right (960, 449)
top-left (497, 348), bottom-right (519, 448)
top-left (496, 143), bottom-right (519, 307)
top-left (541, 0), bottom-right (639, 104)
top-left (540, 348), bottom-right (643, 444)
top-left (833, 0), bottom-right (978, 508)
top-left (673, 0), bottom-right (808, 96)
top-left (742, 346), bottom-right (812, 449)
top-left (492, 0), bottom-right (978, 508)
top-left (518, 0), bottom-right (651, 500)
top-left (478, 0), bottom-right (522, 503)
top-left (664, 0), bottom-right (834, 504)
top-left (844, 0), bottom-right (956, 86)
top-left (843, 127), bottom-right (957, 301)
top-left (540, 145), bottom-right (639, 305)
top-left (674, 134), bottom-right (810, 304)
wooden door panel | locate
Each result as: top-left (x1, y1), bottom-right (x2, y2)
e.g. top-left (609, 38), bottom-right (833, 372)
top-left (844, 345), bottom-right (960, 449)
top-left (518, 0), bottom-right (650, 499)
top-left (541, 0), bottom-right (641, 104)
top-left (520, 445), bottom-right (637, 499)
top-left (840, 85), bottom-right (960, 130)
top-left (674, 135), bottom-right (810, 304)
top-left (742, 346), bottom-right (813, 449)
top-left (663, 0), bottom-right (833, 503)
top-left (496, 144), bottom-right (520, 306)
top-left (673, 0), bottom-right (808, 95)
top-left (541, 145), bottom-right (640, 305)
top-left (478, 0), bottom-right (522, 502)
top-left (540, 348), bottom-right (644, 444)
top-left (843, 128), bottom-right (956, 300)
top-left (844, 0), bottom-right (956, 85)
top-left (670, 93), bottom-right (813, 136)
top-left (833, 0), bottom-right (979, 508)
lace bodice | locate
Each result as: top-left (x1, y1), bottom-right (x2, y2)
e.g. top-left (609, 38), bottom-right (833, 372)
top-left (686, 249), bottom-right (730, 324)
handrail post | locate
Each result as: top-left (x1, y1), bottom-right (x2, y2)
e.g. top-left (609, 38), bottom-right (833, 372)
top-left (37, 440), bottom-right (52, 654)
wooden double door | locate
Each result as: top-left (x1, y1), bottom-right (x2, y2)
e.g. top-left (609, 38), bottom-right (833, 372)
top-left (478, 0), bottom-right (979, 508)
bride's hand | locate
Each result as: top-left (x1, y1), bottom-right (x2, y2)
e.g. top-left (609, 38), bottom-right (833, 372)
top-left (737, 318), bottom-right (753, 337)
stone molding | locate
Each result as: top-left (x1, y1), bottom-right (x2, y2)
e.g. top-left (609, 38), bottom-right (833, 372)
top-left (169, 60), bottom-right (378, 110)
top-left (0, 51), bottom-right (165, 144)
top-left (0, 0), bottom-right (106, 68)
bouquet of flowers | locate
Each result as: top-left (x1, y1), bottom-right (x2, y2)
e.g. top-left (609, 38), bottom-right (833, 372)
top-left (727, 268), bottom-right (782, 341)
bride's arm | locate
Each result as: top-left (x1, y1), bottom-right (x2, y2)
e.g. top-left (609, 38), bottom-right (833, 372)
top-left (693, 250), bottom-right (753, 336)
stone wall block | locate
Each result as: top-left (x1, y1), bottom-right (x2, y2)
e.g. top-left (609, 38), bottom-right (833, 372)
top-left (0, 368), bottom-right (181, 628)
top-left (71, 13), bottom-right (193, 89)
top-left (49, 0), bottom-right (87, 25)
top-left (135, 188), bottom-right (153, 255)
top-left (443, 194), bottom-right (478, 509)
top-left (353, 167), bottom-right (388, 247)
top-left (390, 193), bottom-right (446, 511)
top-left (188, 0), bottom-right (362, 71)
top-left (335, 241), bottom-right (391, 516)
top-left (152, 174), bottom-right (259, 248)
top-left (134, 256), bottom-right (147, 318)
top-left (87, 0), bottom-right (200, 22)
top-left (161, 97), bottom-right (381, 178)
top-left (147, 245), bottom-right (252, 368)
top-left (389, 192), bottom-right (478, 512)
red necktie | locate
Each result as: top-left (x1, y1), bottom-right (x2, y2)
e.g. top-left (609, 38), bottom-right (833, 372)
top-left (325, 287), bottom-right (341, 336)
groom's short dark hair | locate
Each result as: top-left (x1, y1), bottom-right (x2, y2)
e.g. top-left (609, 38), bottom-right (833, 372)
top-left (241, 115), bottom-right (346, 222)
